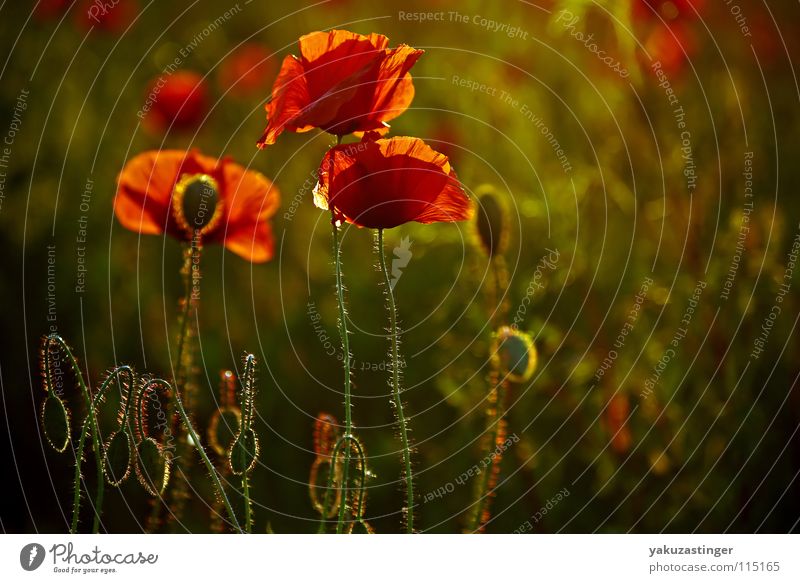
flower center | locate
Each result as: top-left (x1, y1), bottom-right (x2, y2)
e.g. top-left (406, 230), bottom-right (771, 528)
top-left (172, 173), bottom-right (223, 237)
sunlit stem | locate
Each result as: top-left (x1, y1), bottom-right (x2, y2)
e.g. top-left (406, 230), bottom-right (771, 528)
top-left (169, 380), bottom-right (243, 533)
top-left (239, 356), bottom-right (255, 533)
top-left (322, 435), bottom-right (367, 533)
top-left (47, 337), bottom-right (104, 534)
top-left (174, 239), bottom-right (199, 395)
top-left (242, 471), bottom-right (251, 533)
top-left (155, 237), bottom-right (200, 530)
top-left (376, 228), bottom-right (415, 533)
top-left (468, 371), bottom-right (507, 533)
top-left (64, 362), bottom-right (132, 533)
top-left (331, 216), bottom-right (354, 534)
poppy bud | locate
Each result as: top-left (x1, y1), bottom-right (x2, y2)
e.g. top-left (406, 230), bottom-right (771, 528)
top-left (41, 395), bottom-right (70, 453)
top-left (135, 437), bottom-right (170, 496)
top-left (173, 173), bottom-right (222, 236)
top-left (474, 185), bottom-right (508, 258)
top-left (104, 431), bottom-right (132, 486)
top-left (229, 427), bottom-right (259, 476)
top-left (208, 408), bottom-right (241, 457)
top-left (492, 326), bottom-right (537, 383)
top-left (313, 413), bottom-right (339, 458)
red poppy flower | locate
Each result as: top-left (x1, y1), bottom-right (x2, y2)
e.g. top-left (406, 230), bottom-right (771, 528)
top-left (115, 150), bottom-right (280, 262)
top-left (257, 30), bottom-right (423, 147)
top-left (313, 133), bottom-right (473, 229)
top-left (219, 43), bottom-right (276, 98)
top-left (142, 70), bottom-right (209, 133)
top-left (644, 23), bottom-right (696, 75)
top-left (34, 0), bottom-right (71, 21)
top-left (634, 1), bottom-right (703, 76)
top-left (78, 0), bottom-right (139, 32)
top-left (633, 0), bottom-right (703, 24)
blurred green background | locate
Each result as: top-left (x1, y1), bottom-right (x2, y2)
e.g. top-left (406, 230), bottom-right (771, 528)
top-left (2, 0), bottom-right (800, 533)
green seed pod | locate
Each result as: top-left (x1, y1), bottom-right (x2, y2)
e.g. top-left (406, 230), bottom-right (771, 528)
top-left (229, 427), bottom-right (259, 476)
top-left (474, 185), bottom-right (508, 258)
top-left (492, 326), bottom-right (537, 383)
top-left (135, 437), bottom-right (171, 496)
top-left (41, 395), bottom-right (70, 453)
top-left (104, 431), bottom-right (132, 486)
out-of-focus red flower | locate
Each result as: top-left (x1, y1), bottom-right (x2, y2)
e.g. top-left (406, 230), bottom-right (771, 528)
top-left (77, 0), bottom-right (138, 32)
top-left (142, 70), bottom-right (209, 133)
top-left (644, 23), bottom-right (696, 76)
top-left (633, 0), bottom-right (704, 24)
top-left (218, 43), bottom-right (276, 98)
top-left (606, 393), bottom-right (632, 454)
top-left (313, 133), bottom-right (472, 229)
top-left (34, 0), bottom-right (72, 21)
top-left (634, 1), bottom-right (704, 75)
top-left (115, 150), bottom-right (280, 262)
top-left (257, 29), bottom-right (423, 147)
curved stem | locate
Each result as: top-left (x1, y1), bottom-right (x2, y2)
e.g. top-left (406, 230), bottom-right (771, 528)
top-left (331, 217), bottom-right (354, 534)
top-left (66, 364), bottom-right (133, 533)
top-left (45, 336), bottom-right (105, 534)
top-left (376, 229), bottom-right (414, 533)
top-left (169, 380), bottom-right (243, 533)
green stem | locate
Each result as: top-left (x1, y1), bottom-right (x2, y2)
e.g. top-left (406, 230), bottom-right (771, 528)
top-left (468, 378), bottom-right (506, 533)
top-left (65, 363), bottom-right (132, 533)
top-left (321, 435), bottom-right (367, 533)
top-left (376, 229), bottom-right (415, 533)
top-left (239, 356), bottom-right (255, 533)
top-left (157, 241), bottom-right (198, 531)
top-left (170, 380), bottom-right (243, 533)
top-left (242, 472), bottom-right (251, 533)
top-left (174, 243), bottom-right (195, 394)
top-left (46, 336), bottom-right (104, 534)
top-left (331, 217), bottom-right (354, 534)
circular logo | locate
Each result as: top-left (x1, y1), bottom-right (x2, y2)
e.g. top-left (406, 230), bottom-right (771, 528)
top-left (19, 543), bottom-right (46, 571)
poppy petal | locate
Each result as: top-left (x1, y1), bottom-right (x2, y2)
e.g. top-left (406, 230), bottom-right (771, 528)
top-left (115, 150), bottom-right (187, 235)
top-left (298, 30), bottom-right (388, 63)
top-left (220, 161), bottom-right (281, 228)
top-left (314, 136), bottom-right (471, 229)
top-left (213, 160), bottom-right (280, 263)
top-left (415, 169), bottom-right (474, 224)
top-left (258, 30), bottom-right (421, 145)
top-left (224, 220), bottom-right (275, 263)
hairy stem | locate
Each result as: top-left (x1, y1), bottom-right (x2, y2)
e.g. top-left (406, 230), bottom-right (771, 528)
top-left (468, 373), bottom-right (507, 533)
top-left (47, 337), bottom-right (104, 534)
top-left (331, 217), bottom-right (354, 534)
top-left (170, 381), bottom-right (243, 533)
top-left (376, 229), bottom-right (415, 532)
top-left (159, 241), bottom-right (199, 531)
top-left (242, 472), bottom-right (251, 533)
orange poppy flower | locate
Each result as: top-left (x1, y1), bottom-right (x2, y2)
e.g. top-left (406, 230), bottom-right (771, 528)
top-left (313, 133), bottom-right (473, 229)
top-left (115, 150), bottom-right (280, 262)
top-left (257, 30), bottom-right (423, 147)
